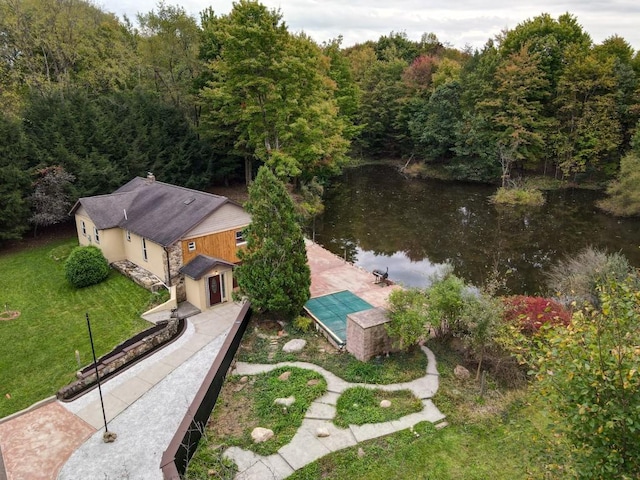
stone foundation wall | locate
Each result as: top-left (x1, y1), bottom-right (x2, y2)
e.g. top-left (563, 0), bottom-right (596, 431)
top-left (111, 260), bottom-right (164, 292)
top-left (165, 243), bottom-right (183, 283)
top-left (165, 243), bottom-right (186, 302)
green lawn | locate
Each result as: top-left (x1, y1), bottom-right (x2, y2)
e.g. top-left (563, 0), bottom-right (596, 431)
top-left (0, 237), bottom-right (153, 418)
top-left (288, 407), bottom-right (563, 480)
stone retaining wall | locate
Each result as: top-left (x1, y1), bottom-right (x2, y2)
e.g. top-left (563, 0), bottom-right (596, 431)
top-left (57, 319), bottom-right (180, 401)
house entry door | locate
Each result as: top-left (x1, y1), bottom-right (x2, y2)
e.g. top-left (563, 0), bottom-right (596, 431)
top-left (208, 275), bottom-right (222, 306)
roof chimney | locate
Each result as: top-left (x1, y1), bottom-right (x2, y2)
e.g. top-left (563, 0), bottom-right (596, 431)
top-left (147, 172), bottom-right (156, 183)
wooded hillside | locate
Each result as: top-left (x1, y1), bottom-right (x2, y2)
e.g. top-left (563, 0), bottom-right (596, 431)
top-left (1, 1), bottom-right (639, 242)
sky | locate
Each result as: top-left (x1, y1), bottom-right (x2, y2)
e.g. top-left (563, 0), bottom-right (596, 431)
top-left (104, 0), bottom-right (640, 51)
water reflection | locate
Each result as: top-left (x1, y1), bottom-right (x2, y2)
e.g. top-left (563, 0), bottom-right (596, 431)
top-left (314, 165), bottom-right (640, 294)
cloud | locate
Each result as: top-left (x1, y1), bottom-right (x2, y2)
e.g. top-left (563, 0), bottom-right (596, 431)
top-left (105, 0), bottom-right (640, 50)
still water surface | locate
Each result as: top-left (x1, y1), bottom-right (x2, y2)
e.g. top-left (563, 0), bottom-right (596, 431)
top-left (313, 165), bottom-right (640, 294)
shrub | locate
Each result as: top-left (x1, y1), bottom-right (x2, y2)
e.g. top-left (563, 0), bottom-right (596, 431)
top-left (545, 247), bottom-right (631, 306)
top-left (503, 296), bottom-right (571, 335)
top-left (386, 288), bottom-right (428, 350)
top-left (425, 272), bottom-right (467, 338)
top-left (293, 315), bottom-right (313, 333)
top-left (535, 278), bottom-right (640, 478)
top-left (65, 245), bottom-right (109, 288)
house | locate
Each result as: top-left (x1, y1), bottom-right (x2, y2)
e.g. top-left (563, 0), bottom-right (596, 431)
top-left (69, 174), bottom-right (251, 311)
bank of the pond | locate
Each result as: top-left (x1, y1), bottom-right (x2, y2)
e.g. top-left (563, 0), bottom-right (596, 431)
top-left (313, 164), bottom-right (640, 294)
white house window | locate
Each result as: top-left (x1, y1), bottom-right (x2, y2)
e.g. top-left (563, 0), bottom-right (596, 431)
top-left (81, 221), bottom-right (86, 236)
top-left (188, 241), bottom-right (196, 252)
top-left (235, 230), bottom-right (246, 245)
top-left (142, 238), bottom-right (148, 261)
top-left (94, 227), bottom-right (100, 244)
top-left (126, 230), bottom-right (131, 242)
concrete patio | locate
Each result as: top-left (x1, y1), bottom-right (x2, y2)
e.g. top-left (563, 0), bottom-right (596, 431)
top-left (305, 239), bottom-right (401, 308)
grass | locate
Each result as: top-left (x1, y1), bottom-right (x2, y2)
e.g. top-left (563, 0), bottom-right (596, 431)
top-left (183, 434), bottom-right (238, 480)
top-left (199, 366), bottom-right (327, 457)
top-left (187, 320), bottom-right (575, 479)
top-left (286, 340), bottom-right (574, 480)
top-left (288, 408), bottom-right (568, 480)
top-left (0, 237), bottom-right (153, 417)
top-left (490, 187), bottom-right (545, 207)
top-left (237, 316), bottom-right (428, 384)
top-left (334, 387), bottom-right (422, 428)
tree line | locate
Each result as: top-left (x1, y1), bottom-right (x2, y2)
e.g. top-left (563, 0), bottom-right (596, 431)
top-left (1, 1), bottom-right (639, 242)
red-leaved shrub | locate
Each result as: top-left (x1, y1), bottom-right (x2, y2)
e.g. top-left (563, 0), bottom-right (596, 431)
top-left (503, 296), bottom-right (571, 334)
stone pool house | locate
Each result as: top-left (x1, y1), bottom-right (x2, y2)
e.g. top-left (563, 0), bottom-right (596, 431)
top-left (69, 174), bottom-right (251, 311)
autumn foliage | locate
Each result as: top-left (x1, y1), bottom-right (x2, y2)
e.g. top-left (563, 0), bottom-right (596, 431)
top-left (503, 296), bottom-right (571, 334)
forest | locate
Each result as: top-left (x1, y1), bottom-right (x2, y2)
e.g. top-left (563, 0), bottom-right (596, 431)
top-left (1, 0), bottom-right (639, 242)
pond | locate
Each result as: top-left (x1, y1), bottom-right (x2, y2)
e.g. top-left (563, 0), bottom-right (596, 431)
top-left (312, 164), bottom-right (640, 294)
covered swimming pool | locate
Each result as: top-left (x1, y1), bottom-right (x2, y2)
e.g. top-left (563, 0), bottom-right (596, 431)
top-left (304, 290), bottom-right (373, 347)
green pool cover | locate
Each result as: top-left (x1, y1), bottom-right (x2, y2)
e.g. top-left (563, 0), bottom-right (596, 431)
top-left (304, 290), bottom-right (373, 345)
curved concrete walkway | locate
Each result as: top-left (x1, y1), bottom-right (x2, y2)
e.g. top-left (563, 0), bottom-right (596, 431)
top-left (225, 345), bottom-right (445, 480)
top-left (0, 302), bottom-right (242, 480)
top-left (56, 302), bottom-right (243, 479)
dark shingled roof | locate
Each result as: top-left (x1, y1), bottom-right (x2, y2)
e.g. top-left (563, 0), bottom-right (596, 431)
top-left (69, 177), bottom-right (229, 246)
top-left (179, 255), bottom-right (235, 280)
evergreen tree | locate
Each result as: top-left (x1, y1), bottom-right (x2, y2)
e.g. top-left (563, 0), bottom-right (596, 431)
top-left (0, 113), bottom-right (30, 242)
top-left (235, 166), bottom-right (311, 319)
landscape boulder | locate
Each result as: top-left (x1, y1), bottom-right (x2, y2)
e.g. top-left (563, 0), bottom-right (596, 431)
top-left (283, 339), bottom-right (306, 353)
top-left (251, 427), bottom-right (274, 443)
top-left (274, 396), bottom-right (296, 407)
top-left (316, 427), bottom-right (330, 438)
top-left (454, 365), bottom-right (471, 380)
top-left (380, 400), bottom-right (391, 408)
top-left (278, 371), bottom-right (292, 381)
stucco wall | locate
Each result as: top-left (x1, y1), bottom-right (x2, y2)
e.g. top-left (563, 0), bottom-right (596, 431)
top-left (123, 232), bottom-right (166, 281)
top-left (74, 213), bottom-right (124, 263)
top-left (184, 267), bottom-right (234, 311)
top-left (185, 276), bottom-right (206, 311)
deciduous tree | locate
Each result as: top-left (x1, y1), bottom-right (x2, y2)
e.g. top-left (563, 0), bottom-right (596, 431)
top-left (200, 0), bottom-right (349, 184)
top-left (30, 165), bottom-right (75, 235)
top-left (137, 4), bottom-right (202, 125)
top-left (535, 277), bottom-right (640, 479)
